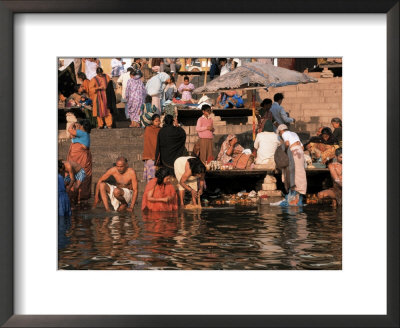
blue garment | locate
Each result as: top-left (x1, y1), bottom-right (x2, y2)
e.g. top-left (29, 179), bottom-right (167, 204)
top-left (220, 94), bottom-right (244, 108)
top-left (270, 102), bottom-right (294, 130)
top-left (58, 215), bottom-right (71, 250)
top-left (58, 174), bottom-right (71, 217)
top-left (64, 168), bottom-right (86, 183)
top-left (79, 98), bottom-right (92, 106)
top-left (71, 129), bottom-right (90, 148)
top-left (231, 94), bottom-right (244, 108)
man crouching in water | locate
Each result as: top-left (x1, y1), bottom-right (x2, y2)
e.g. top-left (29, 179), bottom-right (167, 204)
top-left (92, 156), bottom-right (138, 212)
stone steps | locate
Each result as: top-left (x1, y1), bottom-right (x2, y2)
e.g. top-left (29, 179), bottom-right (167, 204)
top-left (58, 128), bottom-right (149, 199)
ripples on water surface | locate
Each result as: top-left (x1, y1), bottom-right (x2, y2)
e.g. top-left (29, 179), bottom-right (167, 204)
top-left (58, 205), bottom-right (341, 270)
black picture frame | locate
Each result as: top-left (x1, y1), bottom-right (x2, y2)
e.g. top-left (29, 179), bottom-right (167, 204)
top-left (1, 1), bottom-right (398, 327)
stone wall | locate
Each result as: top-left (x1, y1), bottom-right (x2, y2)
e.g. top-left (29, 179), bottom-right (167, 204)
top-left (257, 76), bottom-right (342, 136)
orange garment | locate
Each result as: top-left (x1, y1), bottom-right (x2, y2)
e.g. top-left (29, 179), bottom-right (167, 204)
top-left (141, 211), bottom-right (179, 239)
top-left (66, 142), bottom-right (92, 201)
top-left (142, 125), bottom-right (160, 161)
top-left (141, 178), bottom-right (178, 212)
top-left (89, 74), bottom-right (111, 118)
top-left (96, 114), bottom-right (113, 128)
top-left (82, 79), bottom-right (90, 94)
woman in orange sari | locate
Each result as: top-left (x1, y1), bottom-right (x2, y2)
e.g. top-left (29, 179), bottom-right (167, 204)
top-left (89, 67), bottom-right (113, 129)
top-left (67, 119), bottom-right (92, 208)
top-left (141, 167), bottom-right (178, 212)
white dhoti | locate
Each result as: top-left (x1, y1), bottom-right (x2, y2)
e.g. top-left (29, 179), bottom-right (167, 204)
top-left (291, 146), bottom-right (307, 195)
top-left (107, 183), bottom-right (133, 211)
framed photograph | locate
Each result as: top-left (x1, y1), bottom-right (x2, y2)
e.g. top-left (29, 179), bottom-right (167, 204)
top-left (1, 1), bottom-right (398, 327)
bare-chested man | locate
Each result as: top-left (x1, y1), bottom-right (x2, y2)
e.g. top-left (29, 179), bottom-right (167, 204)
top-left (92, 157), bottom-right (138, 212)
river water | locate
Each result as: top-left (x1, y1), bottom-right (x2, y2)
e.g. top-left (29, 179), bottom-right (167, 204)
top-left (58, 205), bottom-right (341, 270)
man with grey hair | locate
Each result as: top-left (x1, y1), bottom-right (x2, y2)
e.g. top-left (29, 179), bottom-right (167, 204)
top-left (92, 156), bottom-right (138, 212)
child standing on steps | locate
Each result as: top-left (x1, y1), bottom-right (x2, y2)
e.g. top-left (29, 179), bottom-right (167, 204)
top-left (178, 76), bottom-right (195, 103)
top-left (195, 105), bottom-right (214, 164)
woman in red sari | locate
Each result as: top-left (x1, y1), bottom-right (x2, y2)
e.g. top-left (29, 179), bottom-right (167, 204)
top-left (67, 119), bottom-right (92, 208)
top-left (141, 167), bottom-right (178, 212)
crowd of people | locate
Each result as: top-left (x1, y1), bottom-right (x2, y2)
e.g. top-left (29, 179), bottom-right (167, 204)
top-left (59, 57), bottom-right (276, 131)
top-left (58, 100), bottom-right (342, 214)
top-left (58, 58), bottom-right (342, 215)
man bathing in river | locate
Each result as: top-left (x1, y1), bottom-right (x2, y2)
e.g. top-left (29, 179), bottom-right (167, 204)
top-left (92, 157), bottom-right (138, 212)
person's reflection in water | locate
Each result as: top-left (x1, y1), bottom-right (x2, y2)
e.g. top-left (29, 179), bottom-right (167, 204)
top-left (140, 211), bottom-right (180, 263)
top-left (126, 213), bottom-right (141, 240)
top-left (141, 211), bottom-right (179, 238)
top-left (58, 215), bottom-right (72, 250)
top-left (277, 206), bottom-right (309, 268)
top-left (91, 216), bottom-right (113, 258)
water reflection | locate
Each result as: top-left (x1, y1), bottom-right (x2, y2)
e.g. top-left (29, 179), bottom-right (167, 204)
top-left (58, 205), bottom-right (341, 270)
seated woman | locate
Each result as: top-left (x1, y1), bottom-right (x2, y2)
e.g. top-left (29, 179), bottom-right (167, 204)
top-left (217, 134), bottom-right (244, 164)
top-left (305, 127), bottom-right (339, 164)
top-left (141, 167), bottom-right (178, 212)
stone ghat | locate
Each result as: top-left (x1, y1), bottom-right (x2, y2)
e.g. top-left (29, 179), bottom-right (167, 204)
top-left (58, 127), bottom-right (330, 199)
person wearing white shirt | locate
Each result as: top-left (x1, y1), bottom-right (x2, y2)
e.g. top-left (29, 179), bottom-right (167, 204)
top-left (219, 58), bottom-right (231, 76)
top-left (277, 124), bottom-right (307, 200)
top-left (84, 58), bottom-right (98, 80)
top-left (117, 67), bottom-right (134, 118)
top-left (254, 126), bottom-right (281, 168)
top-left (111, 58), bottom-right (126, 77)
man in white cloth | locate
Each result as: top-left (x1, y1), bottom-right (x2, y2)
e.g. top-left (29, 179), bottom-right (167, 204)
top-left (254, 124), bottom-right (281, 169)
top-left (92, 157), bottom-right (138, 212)
top-left (145, 72), bottom-right (171, 113)
top-left (275, 124), bottom-right (307, 206)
